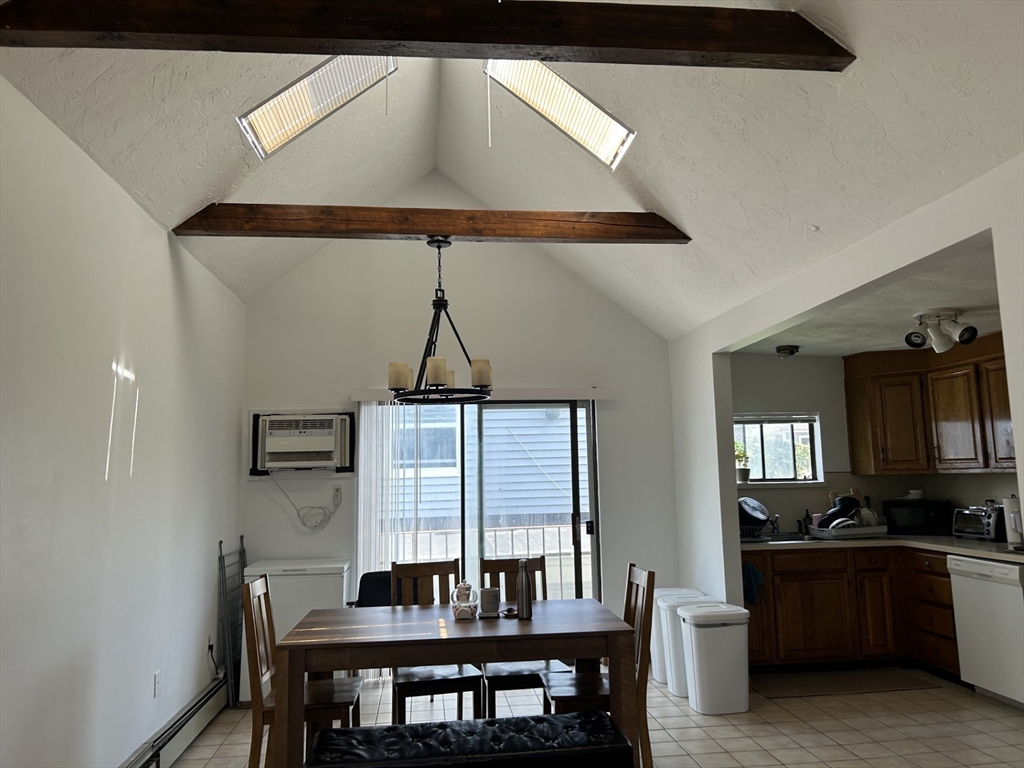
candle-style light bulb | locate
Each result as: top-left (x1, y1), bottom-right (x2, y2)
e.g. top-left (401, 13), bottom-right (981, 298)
top-left (426, 357), bottom-right (446, 386)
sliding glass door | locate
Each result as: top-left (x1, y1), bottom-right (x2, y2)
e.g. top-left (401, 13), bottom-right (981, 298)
top-left (364, 401), bottom-right (600, 600)
top-left (466, 403), bottom-right (598, 599)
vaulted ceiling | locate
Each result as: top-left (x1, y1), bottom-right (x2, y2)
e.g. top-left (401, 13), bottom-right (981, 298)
top-left (2, 0), bottom-right (1021, 339)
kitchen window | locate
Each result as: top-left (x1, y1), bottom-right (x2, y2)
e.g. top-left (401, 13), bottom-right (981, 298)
top-left (734, 413), bottom-right (821, 483)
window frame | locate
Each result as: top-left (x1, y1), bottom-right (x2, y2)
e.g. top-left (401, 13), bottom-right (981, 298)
top-left (734, 412), bottom-right (822, 484)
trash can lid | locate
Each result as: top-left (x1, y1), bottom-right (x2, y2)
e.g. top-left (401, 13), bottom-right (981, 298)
top-left (654, 587), bottom-right (704, 598)
top-left (657, 595), bottom-right (723, 609)
top-left (677, 603), bottom-right (749, 626)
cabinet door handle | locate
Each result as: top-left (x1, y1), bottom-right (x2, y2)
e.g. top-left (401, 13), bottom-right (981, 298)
top-left (880, 446), bottom-right (886, 464)
top-left (924, 560), bottom-right (932, 568)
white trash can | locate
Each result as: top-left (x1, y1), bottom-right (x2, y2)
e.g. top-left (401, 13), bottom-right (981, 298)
top-left (658, 594), bottom-right (724, 697)
top-left (651, 588), bottom-right (704, 684)
top-left (677, 603), bottom-right (750, 714)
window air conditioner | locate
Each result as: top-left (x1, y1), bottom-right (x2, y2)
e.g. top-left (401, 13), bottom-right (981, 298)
top-left (250, 412), bottom-right (354, 475)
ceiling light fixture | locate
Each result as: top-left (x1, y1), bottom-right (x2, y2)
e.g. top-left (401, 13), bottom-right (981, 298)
top-left (484, 59), bottom-right (636, 170)
top-left (905, 309), bottom-right (978, 353)
top-left (238, 55), bottom-right (397, 159)
top-left (388, 237), bottom-right (492, 405)
top-left (776, 345), bottom-right (800, 359)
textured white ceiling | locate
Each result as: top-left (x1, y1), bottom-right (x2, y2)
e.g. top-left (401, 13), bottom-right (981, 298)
top-left (742, 235), bottom-right (1002, 357)
top-left (1, 0), bottom-right (1022, 332)
top-left (0, 50), bottom-right (440, 299)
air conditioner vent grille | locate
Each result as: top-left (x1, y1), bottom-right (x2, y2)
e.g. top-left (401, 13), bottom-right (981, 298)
top-left (267, 418), bottom-right (333, 431)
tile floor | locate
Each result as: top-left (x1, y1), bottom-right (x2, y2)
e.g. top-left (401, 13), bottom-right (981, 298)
top-left (172, 671), bottom-right (1024, 768)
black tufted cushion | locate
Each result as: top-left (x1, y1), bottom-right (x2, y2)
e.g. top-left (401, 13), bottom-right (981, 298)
top-left (306, 711), bottom-right (632, 767)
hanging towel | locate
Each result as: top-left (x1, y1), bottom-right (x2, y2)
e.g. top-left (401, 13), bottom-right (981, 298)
top-left (742, 561), bottom-right (764, 606)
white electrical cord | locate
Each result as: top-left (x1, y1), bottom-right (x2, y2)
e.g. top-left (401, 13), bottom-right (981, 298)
top-left (268, 472), bottom-right (340, 530)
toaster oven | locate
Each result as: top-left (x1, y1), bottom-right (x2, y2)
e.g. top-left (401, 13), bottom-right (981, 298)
top-left (953, 504), bottom-right (1006, 541)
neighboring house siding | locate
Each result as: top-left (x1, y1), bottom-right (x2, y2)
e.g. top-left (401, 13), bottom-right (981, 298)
top-left (391, 406), bottom-right (589, 529)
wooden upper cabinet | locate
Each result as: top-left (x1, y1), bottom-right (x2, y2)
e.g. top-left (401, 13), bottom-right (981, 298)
top-left (873, 375), bottom-right (931, 472)
top-left (927, 366), bottom-right (986, 470)
top-left (979, 360), bottom-right (1016, 470)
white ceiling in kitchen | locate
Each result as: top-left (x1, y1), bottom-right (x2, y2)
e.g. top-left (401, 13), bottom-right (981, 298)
top-left (741, 233), bottom-right (1002, 357)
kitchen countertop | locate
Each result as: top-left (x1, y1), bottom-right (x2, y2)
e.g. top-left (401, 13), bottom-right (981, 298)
top-left (740, 535), bottom-right (1024, 564)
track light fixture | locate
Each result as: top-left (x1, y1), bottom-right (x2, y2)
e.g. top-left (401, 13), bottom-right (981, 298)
top-left (905, 309), bottom-right (978, 353)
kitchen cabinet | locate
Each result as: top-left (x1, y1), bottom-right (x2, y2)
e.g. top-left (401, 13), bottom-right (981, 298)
top-left (845, 373), bottom-right (931, 475)
top-left (927, 366), bottom-right (986, 471)
top-left (739, 552), bottom-right (774, 664)
top-left (902, 549), bottom-right (959, 675)
top-left (770, 551), bottom-right (857, 661)
top-left (979, 359), bottom-right (1016, 470)
top-left (742, 547), bottom-right (929, 670)
top-left (856, 554), bottom-right (896, 657)
top-left (844, 332), bottom-right (1014, 474)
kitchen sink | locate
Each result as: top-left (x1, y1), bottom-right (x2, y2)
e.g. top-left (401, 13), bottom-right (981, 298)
top-left (762, 533), bottom-right (814, 542)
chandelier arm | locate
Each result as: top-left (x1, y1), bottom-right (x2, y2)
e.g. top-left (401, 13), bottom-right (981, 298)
top-left (442, 308), bottom-right (474, 366)
top-left (414, 307), bottom-right (444, 390)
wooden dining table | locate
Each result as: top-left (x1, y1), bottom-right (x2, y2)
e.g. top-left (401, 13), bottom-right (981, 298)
top-left (269, 598), bottom-right (639, 768)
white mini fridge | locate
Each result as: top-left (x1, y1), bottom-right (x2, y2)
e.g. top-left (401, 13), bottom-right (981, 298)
top-left (238, 558), bottom-right (351, 702)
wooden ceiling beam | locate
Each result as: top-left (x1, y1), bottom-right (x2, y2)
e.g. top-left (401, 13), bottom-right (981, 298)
top-left (172, 204), bottom-right (690, 245)
top-left (0, 0), bottom-right (854, 71)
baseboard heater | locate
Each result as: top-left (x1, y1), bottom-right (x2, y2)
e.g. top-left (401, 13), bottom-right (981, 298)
top-left (118, 678), bottom-right (227, 768)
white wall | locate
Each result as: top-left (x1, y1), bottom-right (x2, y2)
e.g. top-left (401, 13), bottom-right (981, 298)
top-left (241, 170), bottom-right (679, 607)
top-left (0, 78), bottom-right (245, 768)
top-left (729, 353), bottom-right (1018, 533)
top-left (671, 155), bottom-right (1024, 605)
top-left (731, 353), bottom-right (851, 472)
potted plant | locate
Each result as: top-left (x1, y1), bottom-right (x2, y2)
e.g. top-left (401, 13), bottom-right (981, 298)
top-left (735, 442), bottom-right (751, 483)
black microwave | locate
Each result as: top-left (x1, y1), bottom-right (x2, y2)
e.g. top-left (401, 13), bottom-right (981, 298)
top-left (881, 498), bottom-right (954, 536)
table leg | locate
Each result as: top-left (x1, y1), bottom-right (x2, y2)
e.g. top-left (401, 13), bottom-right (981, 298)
top-left (271, 647), bottom-right (306, 768)
top-left (575, 658), bottom-right (600, 673)
top-left (608, 633), bottom-right (640, 768)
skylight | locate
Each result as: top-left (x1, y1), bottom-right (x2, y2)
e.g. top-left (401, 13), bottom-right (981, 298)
top-left (238, 56), bottom-right (397, 159)
top-left (484, 59), bottom-right (636, 171)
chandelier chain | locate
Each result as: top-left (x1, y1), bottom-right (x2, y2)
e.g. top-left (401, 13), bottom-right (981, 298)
top-left (437, 246), bottom-right (443, 291)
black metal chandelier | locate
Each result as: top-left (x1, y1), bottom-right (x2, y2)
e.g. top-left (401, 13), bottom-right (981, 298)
top-left (388, 236), bottom-right (492, 405)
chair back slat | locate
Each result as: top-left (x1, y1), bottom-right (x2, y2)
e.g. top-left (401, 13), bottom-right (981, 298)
top-left (622, 563), bottom-right (655, 697)
top-left (242, 575), bottom-right (278, 722)
top-left (391, 559), bottom-right (460, 607)
top-left (480, 556), bottom-right (547, 601)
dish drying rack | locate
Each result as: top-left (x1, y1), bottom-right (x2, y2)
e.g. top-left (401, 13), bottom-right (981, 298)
top-left (808, 521), bottom-right (889, 540)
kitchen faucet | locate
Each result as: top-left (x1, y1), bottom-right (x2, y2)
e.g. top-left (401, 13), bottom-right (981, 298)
top-left (770, 514), bottom-right (780, 534)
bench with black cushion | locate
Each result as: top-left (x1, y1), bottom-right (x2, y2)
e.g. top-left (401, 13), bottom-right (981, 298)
top-left (305, 710), bottom-right (633, 767)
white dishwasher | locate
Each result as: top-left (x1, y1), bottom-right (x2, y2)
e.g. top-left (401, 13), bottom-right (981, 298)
top-left (947, 555), bottom-right (1024, 704)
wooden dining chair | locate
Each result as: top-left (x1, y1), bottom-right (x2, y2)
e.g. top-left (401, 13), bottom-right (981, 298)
top-left (478, 556), bottom-right (572, 716)
top-left (390, 559), bottom-right (484, 724)
top-left (539, 563), bottom-right (656, 768)
top-left (242, 575), bottom-right (363, 767)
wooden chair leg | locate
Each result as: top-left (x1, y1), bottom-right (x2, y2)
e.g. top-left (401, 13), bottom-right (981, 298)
top-left (305, 722), bottom-right (315, 761)
top-left (352, 697), bottom-right (361, 727)
top-left (638, 711), bottom-right (652, 768)
top-left (339, 706), bottom-right (350, 728)
top-left (473, 683), bottom-right (483, 719)
top-left (542, 693), bottom-right (551, 715)
top-left (487, 683), bottom-right (496, 718)
top-left (394, 687), bottom-right (406, 724)
top-left (456, 690), bottom-right (464, 720)
top-left (265, 724), bottom-right (274, 768)
top-left (249, 718), bottom-right (264, 768)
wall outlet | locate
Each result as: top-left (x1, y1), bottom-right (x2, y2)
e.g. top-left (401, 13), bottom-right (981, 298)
top-left (153, 670), bottom-right (161, 698)
top-left (333, 485), bottom-right (342, 506)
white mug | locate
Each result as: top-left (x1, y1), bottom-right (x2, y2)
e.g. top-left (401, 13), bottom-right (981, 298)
top-left (479, 587), bottom-right (500, 615)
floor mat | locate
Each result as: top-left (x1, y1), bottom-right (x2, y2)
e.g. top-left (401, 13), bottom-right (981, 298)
top-left (750, 667), bottom-right (940, 698)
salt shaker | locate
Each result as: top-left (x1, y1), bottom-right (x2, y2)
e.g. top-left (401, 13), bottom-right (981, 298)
top-left (516, 559), bottom-right (533, 620)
